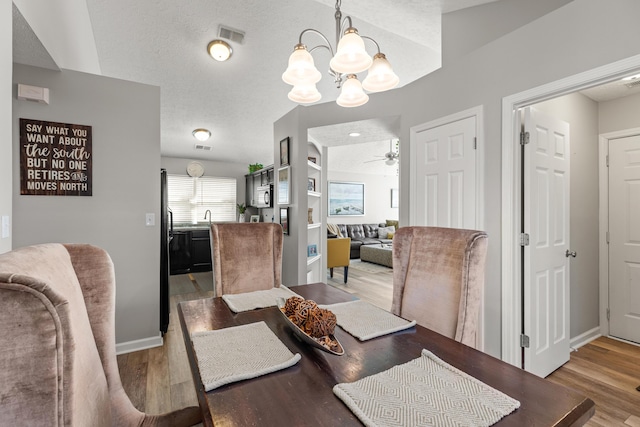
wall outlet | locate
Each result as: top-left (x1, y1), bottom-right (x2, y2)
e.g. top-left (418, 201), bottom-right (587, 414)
top-left (1, 216), bottom-right (10, 238)
top-left (145, 213), bottom-right (155, 226)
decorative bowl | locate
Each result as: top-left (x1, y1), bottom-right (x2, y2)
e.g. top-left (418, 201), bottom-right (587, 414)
top-left (276, 298), bottom-right (344, 356)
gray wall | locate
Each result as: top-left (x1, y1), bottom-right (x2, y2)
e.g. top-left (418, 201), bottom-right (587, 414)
top-left (598, 91), bottom-right (640, 133)
top-left (276, 0), bottom-right (640, 357)
top-left (1, 2), bottom-right (11, 254)
top-left (441, 0), bottom-right (572, 66)
top-left (533, 93), bottom-right (600, 338)
top-left (12, 64), bottom-right (161, 345)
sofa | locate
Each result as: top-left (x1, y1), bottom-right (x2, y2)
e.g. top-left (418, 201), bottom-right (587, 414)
top-left (328, 222), bottom-right (397, 259)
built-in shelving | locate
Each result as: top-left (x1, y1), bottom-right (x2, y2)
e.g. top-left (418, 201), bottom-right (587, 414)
top-left (307, 223), bottom-right (321, 230)
top-left (306, 254), bottom-right (321, 266)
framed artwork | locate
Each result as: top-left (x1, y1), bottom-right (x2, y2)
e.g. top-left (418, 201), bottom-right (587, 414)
top-left (277, 166), bottom-right (291, 205)
top-left (250, 215), bottom-right (260, 223)
top-left (307, 156), bottom-right (317, 164)
top-left (391, 188), bottom-right (399, 208)
top-left (307, 177), bottom-right (316, 192)
top-left (307, 244), bottom-right (318, 257)
top-left (328, 181), bottom-right (364, 216)
top-left (280, 137), bottom-right (290, 166)
top-left (280, 207), bottom-right (289, 235)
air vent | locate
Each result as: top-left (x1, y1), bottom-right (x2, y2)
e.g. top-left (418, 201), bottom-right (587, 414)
top-left (218, 25), bottom-right (245, 44)
top-left (194, 144), bottom-right (213, 151)
top-left (625, 79), bottom-right (640, 88)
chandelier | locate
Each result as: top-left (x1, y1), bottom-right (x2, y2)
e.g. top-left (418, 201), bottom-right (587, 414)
top-left (282, 0), bottom-right (399, 108)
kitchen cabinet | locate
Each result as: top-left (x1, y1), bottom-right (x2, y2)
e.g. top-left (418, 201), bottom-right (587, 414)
top-left (246, 165), bottom-right (274, 207)
top-left (169, 229), bottom-right (212, 275)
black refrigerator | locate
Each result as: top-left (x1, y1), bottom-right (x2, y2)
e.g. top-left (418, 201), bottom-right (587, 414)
top-left (160, 169), bottom-right (171, 334)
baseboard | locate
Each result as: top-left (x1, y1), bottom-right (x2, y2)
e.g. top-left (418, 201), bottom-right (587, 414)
top-left (116, 335), bottom-right (164, 355)
top-left (570, 327), bottom-right (601, 351)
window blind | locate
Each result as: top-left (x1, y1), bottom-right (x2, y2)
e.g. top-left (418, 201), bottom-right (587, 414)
top-left (168, 174), bottom-right (237, 224)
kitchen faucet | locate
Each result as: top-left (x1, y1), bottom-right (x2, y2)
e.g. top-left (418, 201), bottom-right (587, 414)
top-left (204, 210), bottom-right (212, 227)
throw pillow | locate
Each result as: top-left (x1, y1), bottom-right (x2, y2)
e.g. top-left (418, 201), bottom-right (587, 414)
top-left (387, 231), bottom-right (395, 239)
top-left (378, 225), bottom-right (396, 239)
top-left (386, 219), bottom-right (399, 229)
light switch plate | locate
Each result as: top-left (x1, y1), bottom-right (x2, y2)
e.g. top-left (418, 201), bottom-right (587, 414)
top-left (145, 213), bottom-right (155, 226)
top-left (1, 215), bottom-right (10, 238)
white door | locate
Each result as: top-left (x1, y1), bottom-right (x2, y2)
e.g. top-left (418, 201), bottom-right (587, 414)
top-left (523, 107), bottom-right (571, 378)
top-left (414, 116), bottom-right (476, 228)
top-left (609, 135), bottom-right (640, 344)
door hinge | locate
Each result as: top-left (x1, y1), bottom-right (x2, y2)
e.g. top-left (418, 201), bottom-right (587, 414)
top-left (520, 334), bottom-right (530, 348)
top-left (473, 137), bottom-right (477, 150)
top-left (607, 308), bottom-right (610, 321)
top-left (520, 131), bottom-right (530, 145)
top-left (606, 231), bottom-right (610, 244)
top-left (520, 233), bottom-right (530, 246)
top-left (606, 155), bottom-right (609, 167)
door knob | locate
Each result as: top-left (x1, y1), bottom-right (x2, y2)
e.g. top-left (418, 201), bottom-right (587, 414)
top-left (565, 249), bottom-right (577, 258)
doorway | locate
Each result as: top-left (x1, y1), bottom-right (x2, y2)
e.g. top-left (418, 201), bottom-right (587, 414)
top-left (501, 54), bottom-right (640, 371)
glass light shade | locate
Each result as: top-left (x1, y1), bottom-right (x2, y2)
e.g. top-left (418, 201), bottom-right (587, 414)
top-left (336, 75), bottom-right (369, 108)
top-left (192, 128), bottom-right (211, 141)
top-left (329, 28), bottom-right (372, 74)
top-left (282, 45), bottom-right (322, 86)
top-left (362, 53), bottom-right (399, 92)
top-left (385, 158), bottom-right (397, 166)
top-left (288, 83), bottom-right (322, 104)
top-left (207, 40), bottom-right (232, 62)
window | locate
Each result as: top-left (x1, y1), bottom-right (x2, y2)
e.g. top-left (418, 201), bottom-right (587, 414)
top-left (168, 174), bottom-right (237, 224)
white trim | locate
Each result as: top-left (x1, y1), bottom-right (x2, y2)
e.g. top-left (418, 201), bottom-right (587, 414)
top-left (116, 335), bottom-right (163, 355)
top-left (569, 327), bottom-right (601, 351)
top-left (501, 54), bottom-right (640, 367)
top-left (409, 105), bottom-right (485, 350)
top-left (598, 127), bottom-right (640, 339)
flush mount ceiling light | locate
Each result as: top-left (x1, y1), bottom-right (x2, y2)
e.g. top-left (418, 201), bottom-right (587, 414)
top-left (349, 132), bottom-right (361, 137)
top-left (207, 40), bottom-right (232, 61)
top-left (192, 128), bottom-right (211, 141)
top-left (282, 0), bottom-right (399, 108)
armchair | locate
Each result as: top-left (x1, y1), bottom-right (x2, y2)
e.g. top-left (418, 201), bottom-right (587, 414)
top-left (327, 237), bottom-right (351, 284)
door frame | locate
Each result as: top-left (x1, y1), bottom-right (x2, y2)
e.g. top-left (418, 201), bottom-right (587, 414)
top-left (409, 104), bottom-right (485, 349)
top-left (501, 54), bottom-right (640, 367)
top-left (598, 127), bottom-right (640, 339)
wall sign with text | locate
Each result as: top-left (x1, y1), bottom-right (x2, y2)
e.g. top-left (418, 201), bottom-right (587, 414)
top-left (19, 118), bottom-right (92, 196)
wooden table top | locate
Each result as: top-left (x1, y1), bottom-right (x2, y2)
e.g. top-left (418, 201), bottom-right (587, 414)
top-left (178, 283), bottom-right (594, 427)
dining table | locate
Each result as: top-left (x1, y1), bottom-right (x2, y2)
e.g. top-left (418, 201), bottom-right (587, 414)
top-left (178, 283), bottom-right (595, 426)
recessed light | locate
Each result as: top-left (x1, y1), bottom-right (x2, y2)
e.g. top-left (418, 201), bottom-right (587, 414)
top-left (622, 73), bottom-right (640, 81)
top-left (208, 40), bottom-right (232, 62)
top-left (349, 132), bottom-right (361, 137)
top-left (192, 128), bottom-right (211, 141)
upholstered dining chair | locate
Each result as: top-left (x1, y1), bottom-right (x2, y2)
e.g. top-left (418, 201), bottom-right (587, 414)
top-left (0, 243), bottom-right (201, 427)
top-left (327, 237), bottom-right (351, 283)
top-left (210, 222), bottom-right (283, 296)
top-left (391, 226), bottom-right (488, 348)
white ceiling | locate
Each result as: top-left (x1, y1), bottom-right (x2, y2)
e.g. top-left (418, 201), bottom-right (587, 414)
top-left (12, 0), bottom-right (497, 170)
top-left (13, 0), bottom-right (640, 175)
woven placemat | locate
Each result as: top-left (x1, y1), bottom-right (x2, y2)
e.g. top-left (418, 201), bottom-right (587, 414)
top-left (334, 349), bottom-right (520, 427)
top-left (222, 285), bottom-right (300, 313)
top-left (191, 321), bottom-right (301, 391)
top-left (320, 300), bottom-right (416, 341)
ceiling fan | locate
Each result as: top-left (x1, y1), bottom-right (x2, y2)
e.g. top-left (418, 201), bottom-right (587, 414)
top-left (364, 139), bottom-right (399, 165)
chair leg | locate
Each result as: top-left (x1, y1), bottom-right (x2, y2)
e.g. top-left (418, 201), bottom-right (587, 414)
top-left (329, 267), bottom-right (334, 278)
top-left (343, 266), bottom-right (348, 284)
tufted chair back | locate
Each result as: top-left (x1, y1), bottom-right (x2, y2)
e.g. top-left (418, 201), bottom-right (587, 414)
top-left (0, 243), bottom-right (201, 426)
top-left (210, 223), bottom-right (283, 296)
top-left (391, 227), bottom-right (488, 348)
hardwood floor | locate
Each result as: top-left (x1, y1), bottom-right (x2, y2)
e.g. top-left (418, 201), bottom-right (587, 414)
top-left (117, 266), bottom-right (640, 426)
top-left (547, 336), bottom-right (640, 426)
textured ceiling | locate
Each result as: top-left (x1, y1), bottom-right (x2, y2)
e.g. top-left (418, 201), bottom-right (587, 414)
top-left (13, 0), bottom-right (500, 172)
